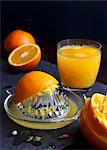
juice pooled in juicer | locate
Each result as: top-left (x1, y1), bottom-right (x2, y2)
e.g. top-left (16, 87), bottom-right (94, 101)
top-left (4, 71), bottom-right (82, 129)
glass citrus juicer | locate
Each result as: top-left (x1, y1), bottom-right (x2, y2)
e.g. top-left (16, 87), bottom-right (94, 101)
top-left (4, 71), bottom-right (83, 130)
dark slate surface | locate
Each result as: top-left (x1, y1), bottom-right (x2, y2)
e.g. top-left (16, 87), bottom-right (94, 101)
top-left (1, 58), bottom-right (107, 150)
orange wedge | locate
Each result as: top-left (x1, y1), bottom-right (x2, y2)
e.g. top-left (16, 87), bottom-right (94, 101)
top-left (8, 44), bottom-right (41, 71)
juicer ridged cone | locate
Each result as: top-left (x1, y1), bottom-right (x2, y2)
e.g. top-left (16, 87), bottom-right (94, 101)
top-left (17, 87), bottom-right (70, 120)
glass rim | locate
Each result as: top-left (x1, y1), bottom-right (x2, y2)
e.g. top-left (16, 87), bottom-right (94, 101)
top-left (57, 39), bottom-right (102, 49)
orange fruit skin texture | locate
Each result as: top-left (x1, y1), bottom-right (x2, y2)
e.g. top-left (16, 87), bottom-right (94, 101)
top-left (80, 99), bottom-right (107, 149)
top-left (4, 30), bottom-right (36, 54)
top-left (14, 71), bottom-right (58, 104)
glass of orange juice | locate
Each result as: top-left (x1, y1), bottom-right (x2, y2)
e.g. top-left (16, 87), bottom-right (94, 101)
top-left (57, 39), bottom-right (102, 91)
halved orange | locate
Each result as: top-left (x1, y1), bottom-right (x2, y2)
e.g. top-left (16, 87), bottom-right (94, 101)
top-left (8, 44), bottom-right (41, 71)
top-left (90, 93), bottom-right (107, 136)
top-left (80, 93), bottom-right (107, 149)
top-left (14, 71), bottom-right (58, 103)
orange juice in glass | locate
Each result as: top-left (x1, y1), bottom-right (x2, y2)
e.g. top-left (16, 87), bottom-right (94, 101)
top-left (57, 39), bottom-right (101, 90)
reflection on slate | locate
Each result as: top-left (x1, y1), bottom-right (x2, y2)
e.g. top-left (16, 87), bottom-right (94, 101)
top-left (1, 58), bottom-right (107, 150)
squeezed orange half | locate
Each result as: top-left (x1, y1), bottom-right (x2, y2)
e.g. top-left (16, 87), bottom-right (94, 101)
top-left (57, 45), bottom-right (101, 88)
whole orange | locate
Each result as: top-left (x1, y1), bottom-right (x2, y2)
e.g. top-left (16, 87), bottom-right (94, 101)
top-left (4, 30), bottom-right (36, 54)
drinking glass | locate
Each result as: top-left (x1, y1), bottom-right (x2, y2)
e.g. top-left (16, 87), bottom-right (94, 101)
top-left (57, 39), bottom-right (102, 92)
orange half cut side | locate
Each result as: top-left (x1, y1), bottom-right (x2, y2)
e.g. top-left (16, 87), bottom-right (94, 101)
top-left (8, 44), bottom-right (41, 71)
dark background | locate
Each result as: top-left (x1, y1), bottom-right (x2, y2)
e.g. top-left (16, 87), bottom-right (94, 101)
top-left (1, 1), bottom-right (107, 83)
top-left (1, 1), bottom-right (107, 42)
top-left (1, 2), bottom-right (107, 149)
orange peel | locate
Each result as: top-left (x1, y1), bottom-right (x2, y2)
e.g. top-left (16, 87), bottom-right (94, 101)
top-left (14, 71), bottom-right (58, 104)
top-left (80, 93), bottom-right (107, 149)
